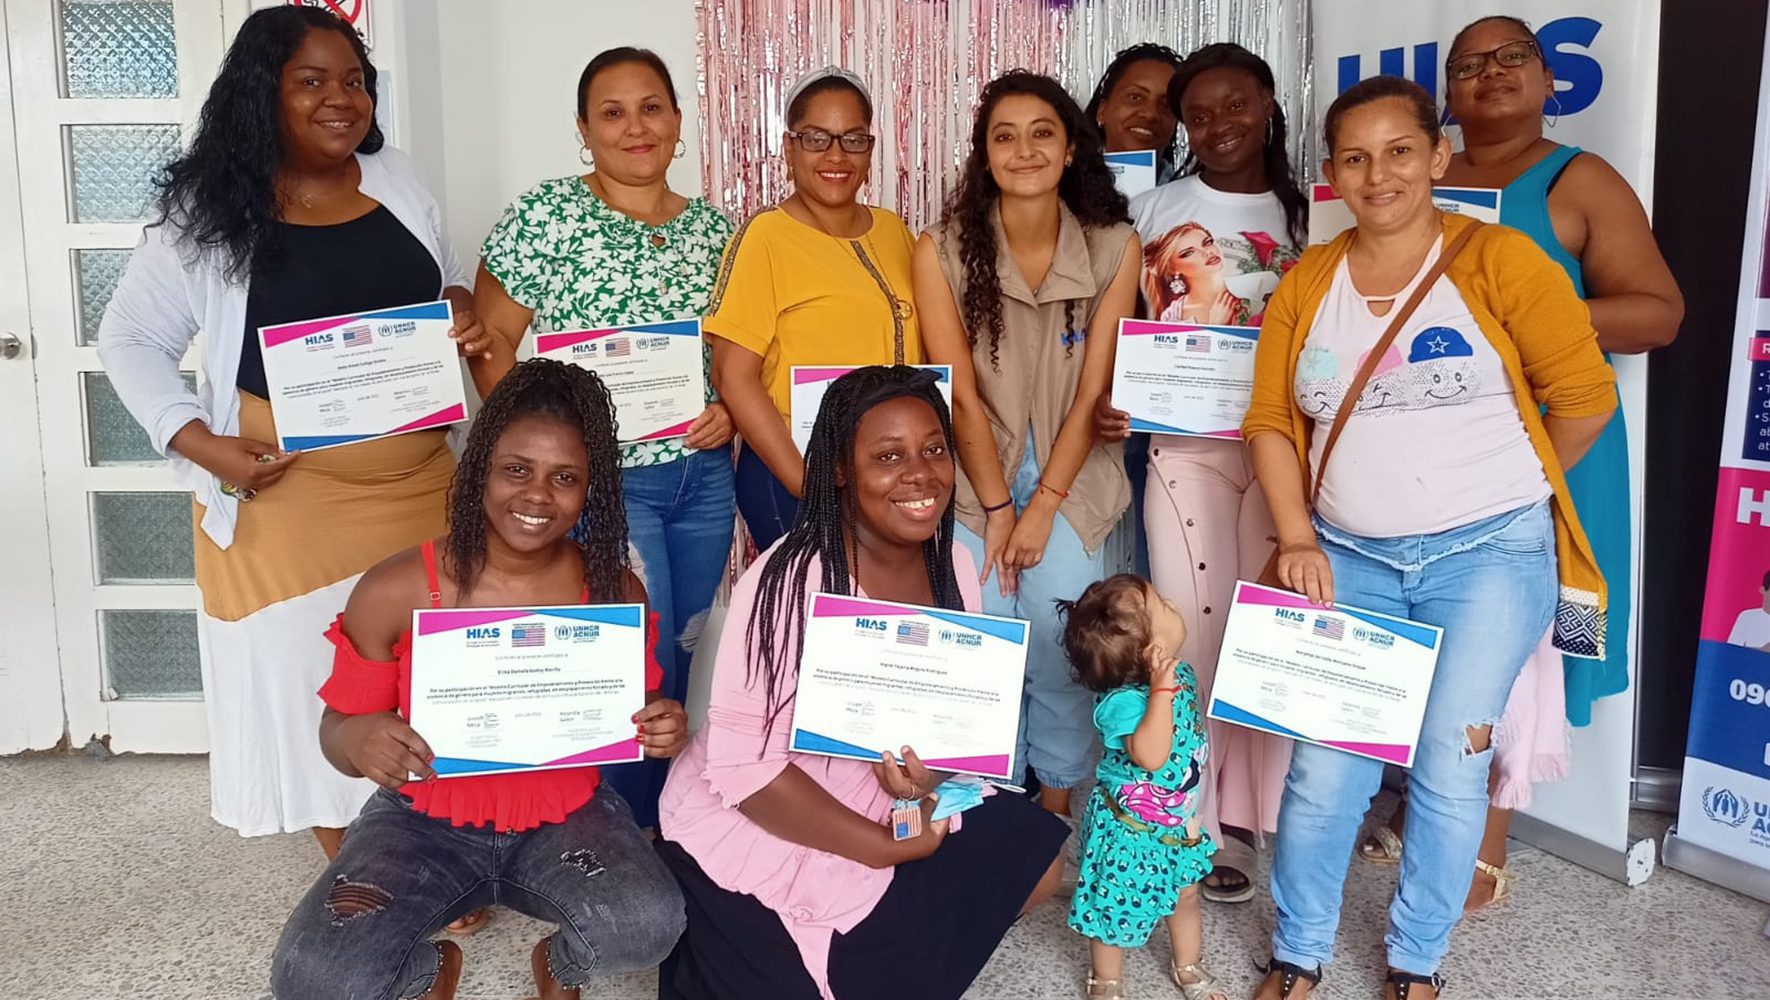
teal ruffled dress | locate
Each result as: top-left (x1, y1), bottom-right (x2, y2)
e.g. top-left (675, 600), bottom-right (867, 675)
top-left (1067, 667), bottom-right (1216, 949)
top-left (1502, 145), bottom-right (1633, 725)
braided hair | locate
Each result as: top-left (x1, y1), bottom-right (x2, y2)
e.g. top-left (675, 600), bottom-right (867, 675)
top-left (445, 358), bottom-right (629, 601)
top-left (944, 71), bottom-right (1130, 371)
top-left (1083, 42), bottom-right (1186, 177)
top-left (1168, 43), bottom-right (1309, 250)
top-left (745, 366), bottom-right (963, 738)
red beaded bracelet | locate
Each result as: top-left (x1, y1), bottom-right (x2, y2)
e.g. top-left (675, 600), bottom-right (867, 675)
top-left (1150, 686), bottom-right (1179, 696)
top-left (1037, 480), bottom-right (1070, 500)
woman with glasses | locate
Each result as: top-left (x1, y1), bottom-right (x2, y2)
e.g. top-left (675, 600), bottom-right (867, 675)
top-left (708, 67), bottom-right (924, 549)
top-left (1355, 14), bottom-right (1683, 912)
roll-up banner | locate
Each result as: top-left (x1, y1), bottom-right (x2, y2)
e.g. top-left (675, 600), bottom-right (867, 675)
top-left (1664, 14), bottom-right (1770, 915)
top-left (1314, 1), bottom-right (1660, 882)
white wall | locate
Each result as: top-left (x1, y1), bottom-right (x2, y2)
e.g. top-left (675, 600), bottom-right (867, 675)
top-left (383, 0), bottom-right (704, 275)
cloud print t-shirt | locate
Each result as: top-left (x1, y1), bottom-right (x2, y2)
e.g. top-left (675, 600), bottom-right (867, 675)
top-left (1295, 237), bottom-right (1549, 538)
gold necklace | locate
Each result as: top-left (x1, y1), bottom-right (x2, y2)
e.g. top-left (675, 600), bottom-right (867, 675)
top-left (792, 196), bottom-right (912, 362)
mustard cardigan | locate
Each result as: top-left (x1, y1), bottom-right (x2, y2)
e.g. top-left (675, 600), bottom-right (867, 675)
top-left (1241, 213), bottom-right (1616, 658)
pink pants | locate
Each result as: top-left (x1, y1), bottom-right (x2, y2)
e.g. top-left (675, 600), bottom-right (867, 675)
top-left (1145, 435), bottom-right (1290, 839)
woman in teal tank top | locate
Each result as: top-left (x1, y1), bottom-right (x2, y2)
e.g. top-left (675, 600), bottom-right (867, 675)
top-left (1355, 15), bottom-right (1684, 916)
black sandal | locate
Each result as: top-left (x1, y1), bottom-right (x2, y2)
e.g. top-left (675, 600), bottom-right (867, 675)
top-left (1254, 958), bottom-right (1322, 999)
top-left (1385, 969), bottom-right (1445, 999)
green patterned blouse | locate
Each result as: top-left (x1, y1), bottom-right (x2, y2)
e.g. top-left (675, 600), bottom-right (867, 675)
top-left (481, 176), bottom-right (734, 468)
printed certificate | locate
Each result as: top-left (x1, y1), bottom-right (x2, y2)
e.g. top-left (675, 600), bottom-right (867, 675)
top-left (1309, 184), bottom-right (1502, 245)
top-left (1208, 582), bottom-right (1444, 767)
top-left (1106, 149), bottom-right (1159, 199)
top-left (789, 365), bottom-right (952, 454)
top-left (790, 593), bottom-right (1029, 780)
top-left (534, 319), bottom-right (705, 444)
top-left (408, 604), bottom-right (648, 778)
top-left (1112, 319), bottom-right (1259, 438)
top-left (258, 300), bottom-right (468, 452)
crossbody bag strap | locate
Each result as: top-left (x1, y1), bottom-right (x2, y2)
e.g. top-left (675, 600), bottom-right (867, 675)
top-left (1308, 220), bottom-right (1484, 506)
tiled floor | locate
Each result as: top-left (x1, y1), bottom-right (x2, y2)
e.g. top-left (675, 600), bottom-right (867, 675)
top-left (3, 753), bottom-right (1765, 999)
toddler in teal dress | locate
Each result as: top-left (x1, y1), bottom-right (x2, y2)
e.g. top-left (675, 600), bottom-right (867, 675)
top-left (1058, 574), bottom-right (1226, 1000)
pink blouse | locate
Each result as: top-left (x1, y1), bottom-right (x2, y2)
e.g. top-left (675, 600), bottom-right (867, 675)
top-left (658, 542), bottom-right (982, 1000)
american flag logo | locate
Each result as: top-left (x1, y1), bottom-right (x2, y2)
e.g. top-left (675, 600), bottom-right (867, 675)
top-left (605, 337), bottom-right (632, 358)
top-left (896, 621), bottom-right (929, 646)
top-left (341, 324), bottom-right (373, 348)
top-left (1312, 616), bottom-right (1345, 641)
top-left (1184, 334), bottom-right (1212, 353)
top-left (510, 623), bottom-right (547, 648)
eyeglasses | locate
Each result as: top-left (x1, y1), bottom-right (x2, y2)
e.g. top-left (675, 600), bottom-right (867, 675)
top-left (1446, 40), bottom-right (1541, 81)
top-left (787, 128), bottom-right (876, 154)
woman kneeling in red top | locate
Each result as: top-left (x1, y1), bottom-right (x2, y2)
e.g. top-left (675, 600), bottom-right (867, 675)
top-left (271, 358), bottom-right (690, 1000)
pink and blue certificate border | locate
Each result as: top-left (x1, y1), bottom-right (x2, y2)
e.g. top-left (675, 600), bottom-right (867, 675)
top-left (533, 319), bottom-right (703, 442)
top-left (791, 364), bottom-right (952, 389)
top-left (412, 604), bottom-right (645, 777)
top-left (791, 594), bottom-right (1025, 779)
top-left (259, 300), bottom-right (466, 451)
top-left (1118, 319), bottom-right (1258, 437)
top-left (1211, 583), bottom-right (1441, 768)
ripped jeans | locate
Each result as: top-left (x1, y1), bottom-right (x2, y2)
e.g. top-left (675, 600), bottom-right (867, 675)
top-left (1269, 501), bottom-right (1555, 976)
top-left (271, 786), bottom-right (684, 999)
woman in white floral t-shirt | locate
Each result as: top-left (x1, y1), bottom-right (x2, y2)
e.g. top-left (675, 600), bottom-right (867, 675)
top-left (473, 47), bottom-right (736, 830)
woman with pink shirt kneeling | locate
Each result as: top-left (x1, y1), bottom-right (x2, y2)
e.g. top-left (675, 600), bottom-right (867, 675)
top-left (656, 365), bottom-right (1069, 1000)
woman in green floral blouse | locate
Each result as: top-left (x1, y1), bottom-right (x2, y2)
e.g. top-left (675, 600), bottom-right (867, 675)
top-left (472, 47), bottom-right (735, 829)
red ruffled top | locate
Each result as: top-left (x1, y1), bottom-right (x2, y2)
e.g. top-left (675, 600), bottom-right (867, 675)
top-left (319, 542), bottom-right (662, 832)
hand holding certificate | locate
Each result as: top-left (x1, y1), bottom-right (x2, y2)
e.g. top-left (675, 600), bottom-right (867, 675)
top-left (258, 300), bottom-right (469, 452)
top-left (1111, 319), bottom-right (1260, 438)
top-left (1207, 582), bottom-right (1443, 767)
top-left (535, 319), bottom-right (706, 444)
top-left (408, 604), bottom-right (648, 778)
top-left (789, 593), bottom-right (1029, 780)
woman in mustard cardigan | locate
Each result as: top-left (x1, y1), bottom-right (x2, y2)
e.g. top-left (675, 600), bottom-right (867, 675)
top-left (1240, 77), bottom-right (1613, 1000)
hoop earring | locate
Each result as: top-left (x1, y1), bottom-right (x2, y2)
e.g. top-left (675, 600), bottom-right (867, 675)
top-left (1545, 94), bottom-right (1564, 128)
top-left (675, 139), bottom-right (688, 160)
top-left (578, 143), bottom-right (594, 168)
top-left (1265, 118), bottom-right (1274, 145)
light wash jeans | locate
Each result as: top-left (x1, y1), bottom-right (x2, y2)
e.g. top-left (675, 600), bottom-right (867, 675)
top-left (1269, 501), bottom-right (1556, 976)
top-left (602, 448), bottom-right (735, 829)
top-left (955, 432), bottom-right (1107, 789)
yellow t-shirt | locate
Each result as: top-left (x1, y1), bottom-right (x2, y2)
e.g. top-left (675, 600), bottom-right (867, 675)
top-left (704, 205), bottom-right (923, 421)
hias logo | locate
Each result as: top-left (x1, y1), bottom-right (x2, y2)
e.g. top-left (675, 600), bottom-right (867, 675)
top-left (1334, 16), bottom-right (1603, 118)
top-left (1703, 786), bottom-right (1752, 829)
top-left (1274, 608), bottom-right (1306, 625)
top-left (304, 332), bottom-right (335, 351)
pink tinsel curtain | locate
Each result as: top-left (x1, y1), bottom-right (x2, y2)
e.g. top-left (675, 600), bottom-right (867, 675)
top-left (695, 0), bottom-right (1313, 232)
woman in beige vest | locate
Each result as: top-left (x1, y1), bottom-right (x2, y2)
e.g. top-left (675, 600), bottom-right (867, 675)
top-left (913, 71), bottom-right (1139, 816)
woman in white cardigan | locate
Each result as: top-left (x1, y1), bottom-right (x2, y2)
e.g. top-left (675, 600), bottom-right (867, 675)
top-left (99, 6), bottom-right (488, 856)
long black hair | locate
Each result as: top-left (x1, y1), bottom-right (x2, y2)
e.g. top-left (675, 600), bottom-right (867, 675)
top-left (1168, 43), bottom-right (1308, 250)
top-left (745, 366), bottom-right (963, 738)
top-left (1083, 43), bottom-right (1186, 177)
top-left (154, 5), bottom-right (383, 280)
top-left (445, 359), bottom-right (629, 602)
top-left (944, 71), bottom-right (1129, 371)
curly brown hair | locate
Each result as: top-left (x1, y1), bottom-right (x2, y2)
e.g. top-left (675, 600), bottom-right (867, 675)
top-left (942, 70), bottom-right (1129, 372)
top-left (1056, 573), bottom-right (1157, 694)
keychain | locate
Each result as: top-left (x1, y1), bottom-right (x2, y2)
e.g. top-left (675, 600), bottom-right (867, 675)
top-left (890, 798), bottom-right (923, 841)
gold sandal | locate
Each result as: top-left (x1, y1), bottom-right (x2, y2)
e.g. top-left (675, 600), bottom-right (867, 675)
top-left (1085, 973), bottom-right (1124, 999)
top-left (1471, 858), bottom-right (1516, 907)
top-left (1171, 961), bottom-right (1229, 1000)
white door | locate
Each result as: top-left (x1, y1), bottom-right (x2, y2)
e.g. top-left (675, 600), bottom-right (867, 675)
top-left (1, 0), bottom-right (233, 753)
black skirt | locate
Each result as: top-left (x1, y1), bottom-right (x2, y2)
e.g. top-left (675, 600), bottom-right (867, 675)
top-left (656, 791), bottom-right (1069, 1000)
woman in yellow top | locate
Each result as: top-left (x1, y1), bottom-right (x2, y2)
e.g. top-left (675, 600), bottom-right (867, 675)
top-left (707, 66), bottom-right (923, 548)
top-left (1240, 77), bottom-right (1613, 1000)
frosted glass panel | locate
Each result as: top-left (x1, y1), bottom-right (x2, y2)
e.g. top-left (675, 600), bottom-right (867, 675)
top-left (84, 371), bottom-right (193, 465)
top-left (74, 248), bottom-right (131, 345)
top-left (100, 610), bottom-right (201, 699)
top-left (92, 491), bottom-right (194, 584)
top-left (61, 0), bottom-right (178, 98)
top-left (66, 124), bottom-right (180, 222)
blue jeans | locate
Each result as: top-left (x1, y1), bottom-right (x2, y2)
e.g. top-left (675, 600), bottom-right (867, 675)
top-left (954, 432), bottom-right (1106, 790)
top-left (603, 448), bottom-right (735, 829)
top-left (1269, 502), bottom-right (1556, 976)
top-left (271, 786), bottom-right (684, 999)
top-left (734, 441), bottom-right (798, 551)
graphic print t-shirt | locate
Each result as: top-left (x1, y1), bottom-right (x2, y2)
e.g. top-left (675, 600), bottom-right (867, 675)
top-left (1295, 238), bottom-right (1549, 538)
top-left (1127, 175), bottom-right (1301, 327)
